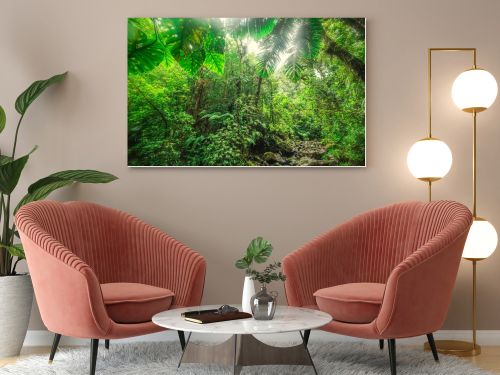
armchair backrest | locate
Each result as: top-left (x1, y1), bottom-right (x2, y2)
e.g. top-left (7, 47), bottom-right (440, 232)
top-left (16, 200), bottom-right (133, 283)
top-left (283, 200), bottom-right (472, 308)
top-left (341, 201), bottom-right (422, 284)
top-left (345, 200), bottom-right (469, 284)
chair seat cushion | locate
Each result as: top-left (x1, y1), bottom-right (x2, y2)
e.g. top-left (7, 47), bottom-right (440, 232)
top-left (313, 283), bottom-right (385, 324)
top-left (101, 283), bottom-right (174, 324)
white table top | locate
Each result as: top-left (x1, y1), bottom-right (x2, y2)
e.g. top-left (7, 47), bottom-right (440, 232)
top-left (152, 305), bottom-right (332, 335)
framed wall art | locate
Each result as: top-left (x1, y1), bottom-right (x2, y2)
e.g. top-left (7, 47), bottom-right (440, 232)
top-left (128, 18), bottom-right (365, 167)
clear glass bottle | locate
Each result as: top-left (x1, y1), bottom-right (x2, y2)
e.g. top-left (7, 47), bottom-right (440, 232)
top-left (250, 285), bottom-right (278, 320)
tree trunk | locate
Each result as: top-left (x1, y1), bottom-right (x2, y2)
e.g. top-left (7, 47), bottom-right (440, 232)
top-left (324, 38), bottom-right (365, 82)
top-left (269, 80), bottom-right (275, 125)
top-left (255, 76), bottom-right (263, 105)
top-left (340, 18), bottom-right (365, 37)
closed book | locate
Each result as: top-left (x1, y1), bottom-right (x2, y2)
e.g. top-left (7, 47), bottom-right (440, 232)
top-left (183, 311), bottom-right (252, 324)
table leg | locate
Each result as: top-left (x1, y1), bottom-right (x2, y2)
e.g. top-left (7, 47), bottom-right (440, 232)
top-left (178, 332), bottom-right (317, 373)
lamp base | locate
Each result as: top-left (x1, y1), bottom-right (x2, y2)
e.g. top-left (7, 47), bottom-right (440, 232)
top-left (423, 340), bottom-right (481, 357)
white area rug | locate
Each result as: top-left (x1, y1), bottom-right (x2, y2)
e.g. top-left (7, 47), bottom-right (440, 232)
top-left (0, 341), bottom-right (494, 374)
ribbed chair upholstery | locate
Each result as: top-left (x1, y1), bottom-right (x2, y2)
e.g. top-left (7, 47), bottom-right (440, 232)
top-left (16, 200), bottom-right (206, 375)
top-left (283, 200), bottom-right (472, 375)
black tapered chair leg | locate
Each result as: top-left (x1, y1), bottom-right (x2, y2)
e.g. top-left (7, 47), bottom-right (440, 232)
top-left (379, 339), bottom-right (384, 350)
top-left (388, 339), bottom-right (396, 375)
top-left (48, 333), bottom-right (62, 363)
top-left (90, 339), bottom-right (99, 375)
top-left (303, 329), bottom-right (311, 347)
top-left (426, 333), bottom-right (439, 362)
top-left (105, 339), bottom-right (110, 350)
top-left (177, 330), bottom-right (186, 350)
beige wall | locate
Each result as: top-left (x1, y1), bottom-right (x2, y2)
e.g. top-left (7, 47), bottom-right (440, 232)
top-left (1, 0), bottom-right (500, 331)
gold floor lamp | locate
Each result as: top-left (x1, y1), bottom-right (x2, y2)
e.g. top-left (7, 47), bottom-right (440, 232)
top-left (407, 48), bottom-right (498, 356)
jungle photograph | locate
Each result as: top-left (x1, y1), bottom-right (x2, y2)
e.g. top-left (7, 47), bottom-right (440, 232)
top-left (128, 18), bottom-right (365, 166)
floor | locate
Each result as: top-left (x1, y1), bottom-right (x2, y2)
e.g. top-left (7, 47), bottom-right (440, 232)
top-left (1, 345), bottom-right (500, 373)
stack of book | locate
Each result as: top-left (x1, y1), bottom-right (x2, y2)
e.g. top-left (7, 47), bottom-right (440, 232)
top-left (182, 308), bottom-right (252, 324)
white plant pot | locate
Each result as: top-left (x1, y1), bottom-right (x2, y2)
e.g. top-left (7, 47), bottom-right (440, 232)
top-left (0, 274), bottom-right (33, 358)
top-left (242, 276), bottom-right (255, 313)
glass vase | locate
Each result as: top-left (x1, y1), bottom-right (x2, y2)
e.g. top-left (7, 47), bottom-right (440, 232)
top-left (250, 285), bottom-right (278, 320)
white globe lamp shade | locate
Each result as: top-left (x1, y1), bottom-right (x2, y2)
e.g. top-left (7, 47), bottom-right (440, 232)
top-left (407, 138), bottom-right (453, 181)
top-left (462, 218), bottom-right (498, 259)
top-left (452, 69), bottom-right (498, 113)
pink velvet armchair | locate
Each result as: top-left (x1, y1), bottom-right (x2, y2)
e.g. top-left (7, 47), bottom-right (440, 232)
top-left (283, 200), bottom-right (472, 375)
top-left (16, 200), bottom-right (206, 375)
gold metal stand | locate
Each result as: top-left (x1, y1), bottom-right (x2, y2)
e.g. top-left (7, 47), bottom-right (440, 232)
top-left (424, 258), bottom-right (482, 356)
top-left (423, 47), bottom-right (482, 357)
top-left (419, 48), bottom-right (476, 202)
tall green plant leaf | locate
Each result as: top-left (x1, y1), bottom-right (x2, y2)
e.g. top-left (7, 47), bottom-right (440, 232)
top-left (1, 244), bottom-right (25, 260)
top-left (15, 170), bottom-right (118, 213)
top-left (0, 105), bottom-right (5, 134)
top-left (15, 72), bottom-right (67, 115)
top-left (0, 155), bottom-right (13, 166)
top-left (0, 147), bottom-right (37, 194)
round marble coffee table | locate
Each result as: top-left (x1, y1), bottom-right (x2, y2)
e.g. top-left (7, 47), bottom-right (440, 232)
top-left (153, 305), bottom-right (331, 374)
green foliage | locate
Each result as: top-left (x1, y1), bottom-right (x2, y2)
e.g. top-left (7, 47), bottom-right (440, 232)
top-left (0, 244), bottom-right (24, 259)
top-left (128, 18), bottom-right (365, 167)
top-left (15, 170), bottom-right (118, 213)
top-left (230, 18), bottom-right (278, 40)
top-left (248, 261), bottom-right (286, 285)
top-left (0, 106), bottom-right (5, 134)
top-left (0, 73), bottom-right (117, 276)
top-left (235, 237), bottom-right (273, 273)
top-left (15, 72), bottom-right (67, 115)
top-left (0, 150), bottom-right (33, 194)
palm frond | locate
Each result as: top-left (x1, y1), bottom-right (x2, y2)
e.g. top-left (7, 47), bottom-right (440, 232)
top-left (281, 19), bottom-right (323, 81)
top-left (230, 18), bottom-right (278, 40)
top-left (256, 18), bottom-right (297, 78)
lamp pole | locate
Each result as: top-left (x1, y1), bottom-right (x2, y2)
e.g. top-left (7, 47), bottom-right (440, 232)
top-left (424, 48), bottom-right (476, 202)
top-left (423, 47), bottom-right (484, 357)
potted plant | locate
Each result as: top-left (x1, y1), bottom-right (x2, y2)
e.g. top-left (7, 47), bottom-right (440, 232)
top-left (0, 72), bottom-right (117, 358)
top-left (235, 237), bottom-right (273, 313)
top-left (235, 237), bottom-right (286, 319)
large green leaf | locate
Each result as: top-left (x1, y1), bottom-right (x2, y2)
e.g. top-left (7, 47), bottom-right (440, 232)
top-left (15, 169), bottom-right (118, 213)
top-left (203, 28), bottom-right (226, 75)
top-left (0, 147), bottom-right (36, 194)
top-left (128, 18), bottom-right (156, 54)
top-left (128, 41), bottom-right (165, 75)
top-left (246, 237), bottom-right (273, 264)
top-left (235, 257), bottom-right (250, 269)
top-left (0, 105), bottom-right (5, 134)
top-left (29, 170), bottom-right (118, 192)
top-left (165, 18), bottom-right (208, 58)
top-left (15, 72), bottom-right (67, 115)
top-left (161, 18), bottom-right (210, 75)
top-left (1, 244), bottom-right (25, 260)
top-left (178, 48), bottom-right (206, 75)
top-left (203, 52), bottom-right (224, 75)
top-left (16, 180), bottom-right (73, 213)
top-left (0, 155), bottom-right (12, 166)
